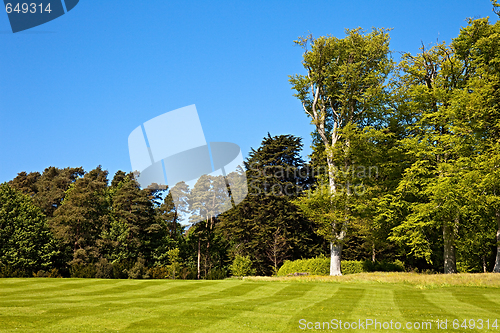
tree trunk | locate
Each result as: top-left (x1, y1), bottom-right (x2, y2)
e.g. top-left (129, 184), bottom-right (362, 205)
top-left (372, 242), bottom-right (376, 262)
top-left (493, 210), bottom-right (500, 273)
top-left (443, 222), bottom-right (457, 274)
top-left (330, 242), bottom-right (343, 276)
top-left (326, 149), bottom-right (346, 276)
top-left (197, 238), bottom-right (201, 280)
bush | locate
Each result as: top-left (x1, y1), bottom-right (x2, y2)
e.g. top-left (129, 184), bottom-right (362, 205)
top-left (277, 255), bottom-right (329, 276)
top-left (0, 264), bottom-right (30, 278)
top-left (70, 264), bottom-right (97, 278)
top-left (166, 248), bottom-right (181, 279)
top-left (95, 258), bottom-right (113, 279)
top-left (363, 259), bottom-right (405, 272)
top-left (148, 266), bottom-right (169, 279)
top-left (229, 255), bottom-right (256, 277)
top-left (112, 259), bottom-right (134, 279)
top-left (126, 258), bottom-right (149, 279)
top-left (180, 266), bottom-right (197, 280)
top-left (206, 268), bottom-right (228, 280)
top-left (277, 256), bottom-right (405, 276)
top-left (33, 268), bottom-right (62, 278)
top-left (341, 261), bottom-right (365, 274)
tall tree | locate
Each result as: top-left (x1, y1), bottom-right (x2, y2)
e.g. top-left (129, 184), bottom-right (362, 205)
top-left (290, 28), bottom-right (393, 275)
top-left (219, 134), bottom-right (324, 275)
top-left (100, 172), bottom-right (159, 264)
top-left (9, 167), bottom-right (84, 218)
top-left (452, 15), bottom-right (500, 272)
top-left (51, 167), bottom-right (110, 266)
top-left (388, 14), bottom-right (500, 274)
top-left (0, 183), bottom-right (58, 275)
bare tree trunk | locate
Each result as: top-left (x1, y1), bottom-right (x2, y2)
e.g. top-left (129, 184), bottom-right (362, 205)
top-left (197, 238), bottom-right (201, 280)
top-left (327, 143), bottom-right (345, 276)
top-left (443, 222), bottom-right (457, 274)
top-left (493, 210), bottom-right (500, 273)
top-left (372, 242), bottom-right (376, 262)
top-left (330, 241), bottom-right (343, 276)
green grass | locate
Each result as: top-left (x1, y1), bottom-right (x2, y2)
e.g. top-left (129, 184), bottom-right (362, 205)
top-left (1, 273), bottom-right (500, 332)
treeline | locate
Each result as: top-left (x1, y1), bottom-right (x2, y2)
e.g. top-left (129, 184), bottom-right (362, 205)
top-left (286, 6), bottom-right (500, 275)
top-left (0, 134), bottom-right (326, 278)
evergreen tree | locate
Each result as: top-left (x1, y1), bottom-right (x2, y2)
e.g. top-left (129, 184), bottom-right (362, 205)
top-left (0, 183), bottom-right (58, 275)
top-left (219, 134), bottom-right (324, 275)
top-left (51, 167), bottom-right (110, 267)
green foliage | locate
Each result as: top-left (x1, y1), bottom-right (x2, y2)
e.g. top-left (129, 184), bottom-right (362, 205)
top-left (148, 266), bottom-right (169, 279)
top-left (0, 183), bottom-right (59, 275)
top-left (290, 28), bottom-right (395, 276)
top-left (277, 256), bottom-right (405, 276)
top-left (229, 255), bottom-right (255, 277)
top-left (277, 256), bottom-right (330, 276)
top-left (340, 261), bottom-right (365, 275)
top-left (126, 258), bottom-right (149, 279)
top-left (51, 167), bottom-right (110, 267)
top-left (205, 267), bottom-right (228, 280)
top-left (69, 264), bottom-right (97, 278)
top-left (95, 258), bottom-right (113, 279)
top-left (33, 268), bottom-right (62, 278)
top-left (363, 260), bottom-right (405, 272)
top-left (166, 248), bottom-right (181, 279)
top-left (0, 264), bottom-right (29, 278)
top-left (219, 134), bottom-right (324, 276)
top-left (111, 259), bottom-right (134, 279)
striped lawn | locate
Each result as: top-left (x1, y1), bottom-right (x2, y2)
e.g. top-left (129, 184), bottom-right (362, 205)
top-left (0, 277), bottom-right (499, 332)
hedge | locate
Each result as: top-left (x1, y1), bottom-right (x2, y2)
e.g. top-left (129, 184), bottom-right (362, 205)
top-left (277, 256), bottom-right (404, 276)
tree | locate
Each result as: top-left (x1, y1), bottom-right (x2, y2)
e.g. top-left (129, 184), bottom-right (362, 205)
top-left (9, 167), bottom-right (84, 218)
top-left (51, 167), bottom-right (110, 267)
top-left (101, 172), bottom-right (159, 265)
top-left (219, 134), bottom-right (324, 275)
top-left (229, 255), bottom-right (255, 277)
top-left (385, 12), bottom-right (500, 274)
top-left (0, 183), bottom-right (58, 275)
top-left (290, 28), bottom-right (393, 275)
top-left (452, 15), bottom-right (500, 272)
top-left (8, 171), bottom-right (40, 197)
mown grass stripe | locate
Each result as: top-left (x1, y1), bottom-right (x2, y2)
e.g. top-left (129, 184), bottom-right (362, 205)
top-left (1, 277), bottom-right (500, 332)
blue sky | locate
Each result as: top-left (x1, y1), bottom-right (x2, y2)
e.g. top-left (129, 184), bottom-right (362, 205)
top-left (0, 0), bottom-right (497, 183)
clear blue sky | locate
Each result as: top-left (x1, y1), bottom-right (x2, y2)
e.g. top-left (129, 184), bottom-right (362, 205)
top-left (0, 0), bottom-right (497, 183)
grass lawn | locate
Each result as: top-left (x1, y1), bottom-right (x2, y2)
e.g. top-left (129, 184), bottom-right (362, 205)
top-left (1, 273), bottom-right (500, 332)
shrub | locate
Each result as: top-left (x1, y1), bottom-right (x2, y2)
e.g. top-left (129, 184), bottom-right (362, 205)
top-left (33, 268), bottom-right (62, 278)
top-left (277, 255), bottom-right (329, 276)
top-left (95, 258), bottom-right (113, 279)
top-left (126, 258), bottom-right (149, 279)
top-left (148, 266), bottom-right (169, 279)
top-left (0, 264), bottom-right (29, 278)
top-left (180, 266), bottom-right (197, 280)
top-left (229, 255), bottom-right (256, 277)
top-left (112, 259), bottom-right (134, 279)
top-left (206, 268), bottom-right (228, 280)
top-left (277, 256), bottom-right (405, 276)
top-left (363, 259), bottom-right (405, 272)
top-left (70, 264), bottom-right (96, 278)
top-left (341, 260), bottom-right (365, 274)
top-left (166, 248), bottom-right (181, 279)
